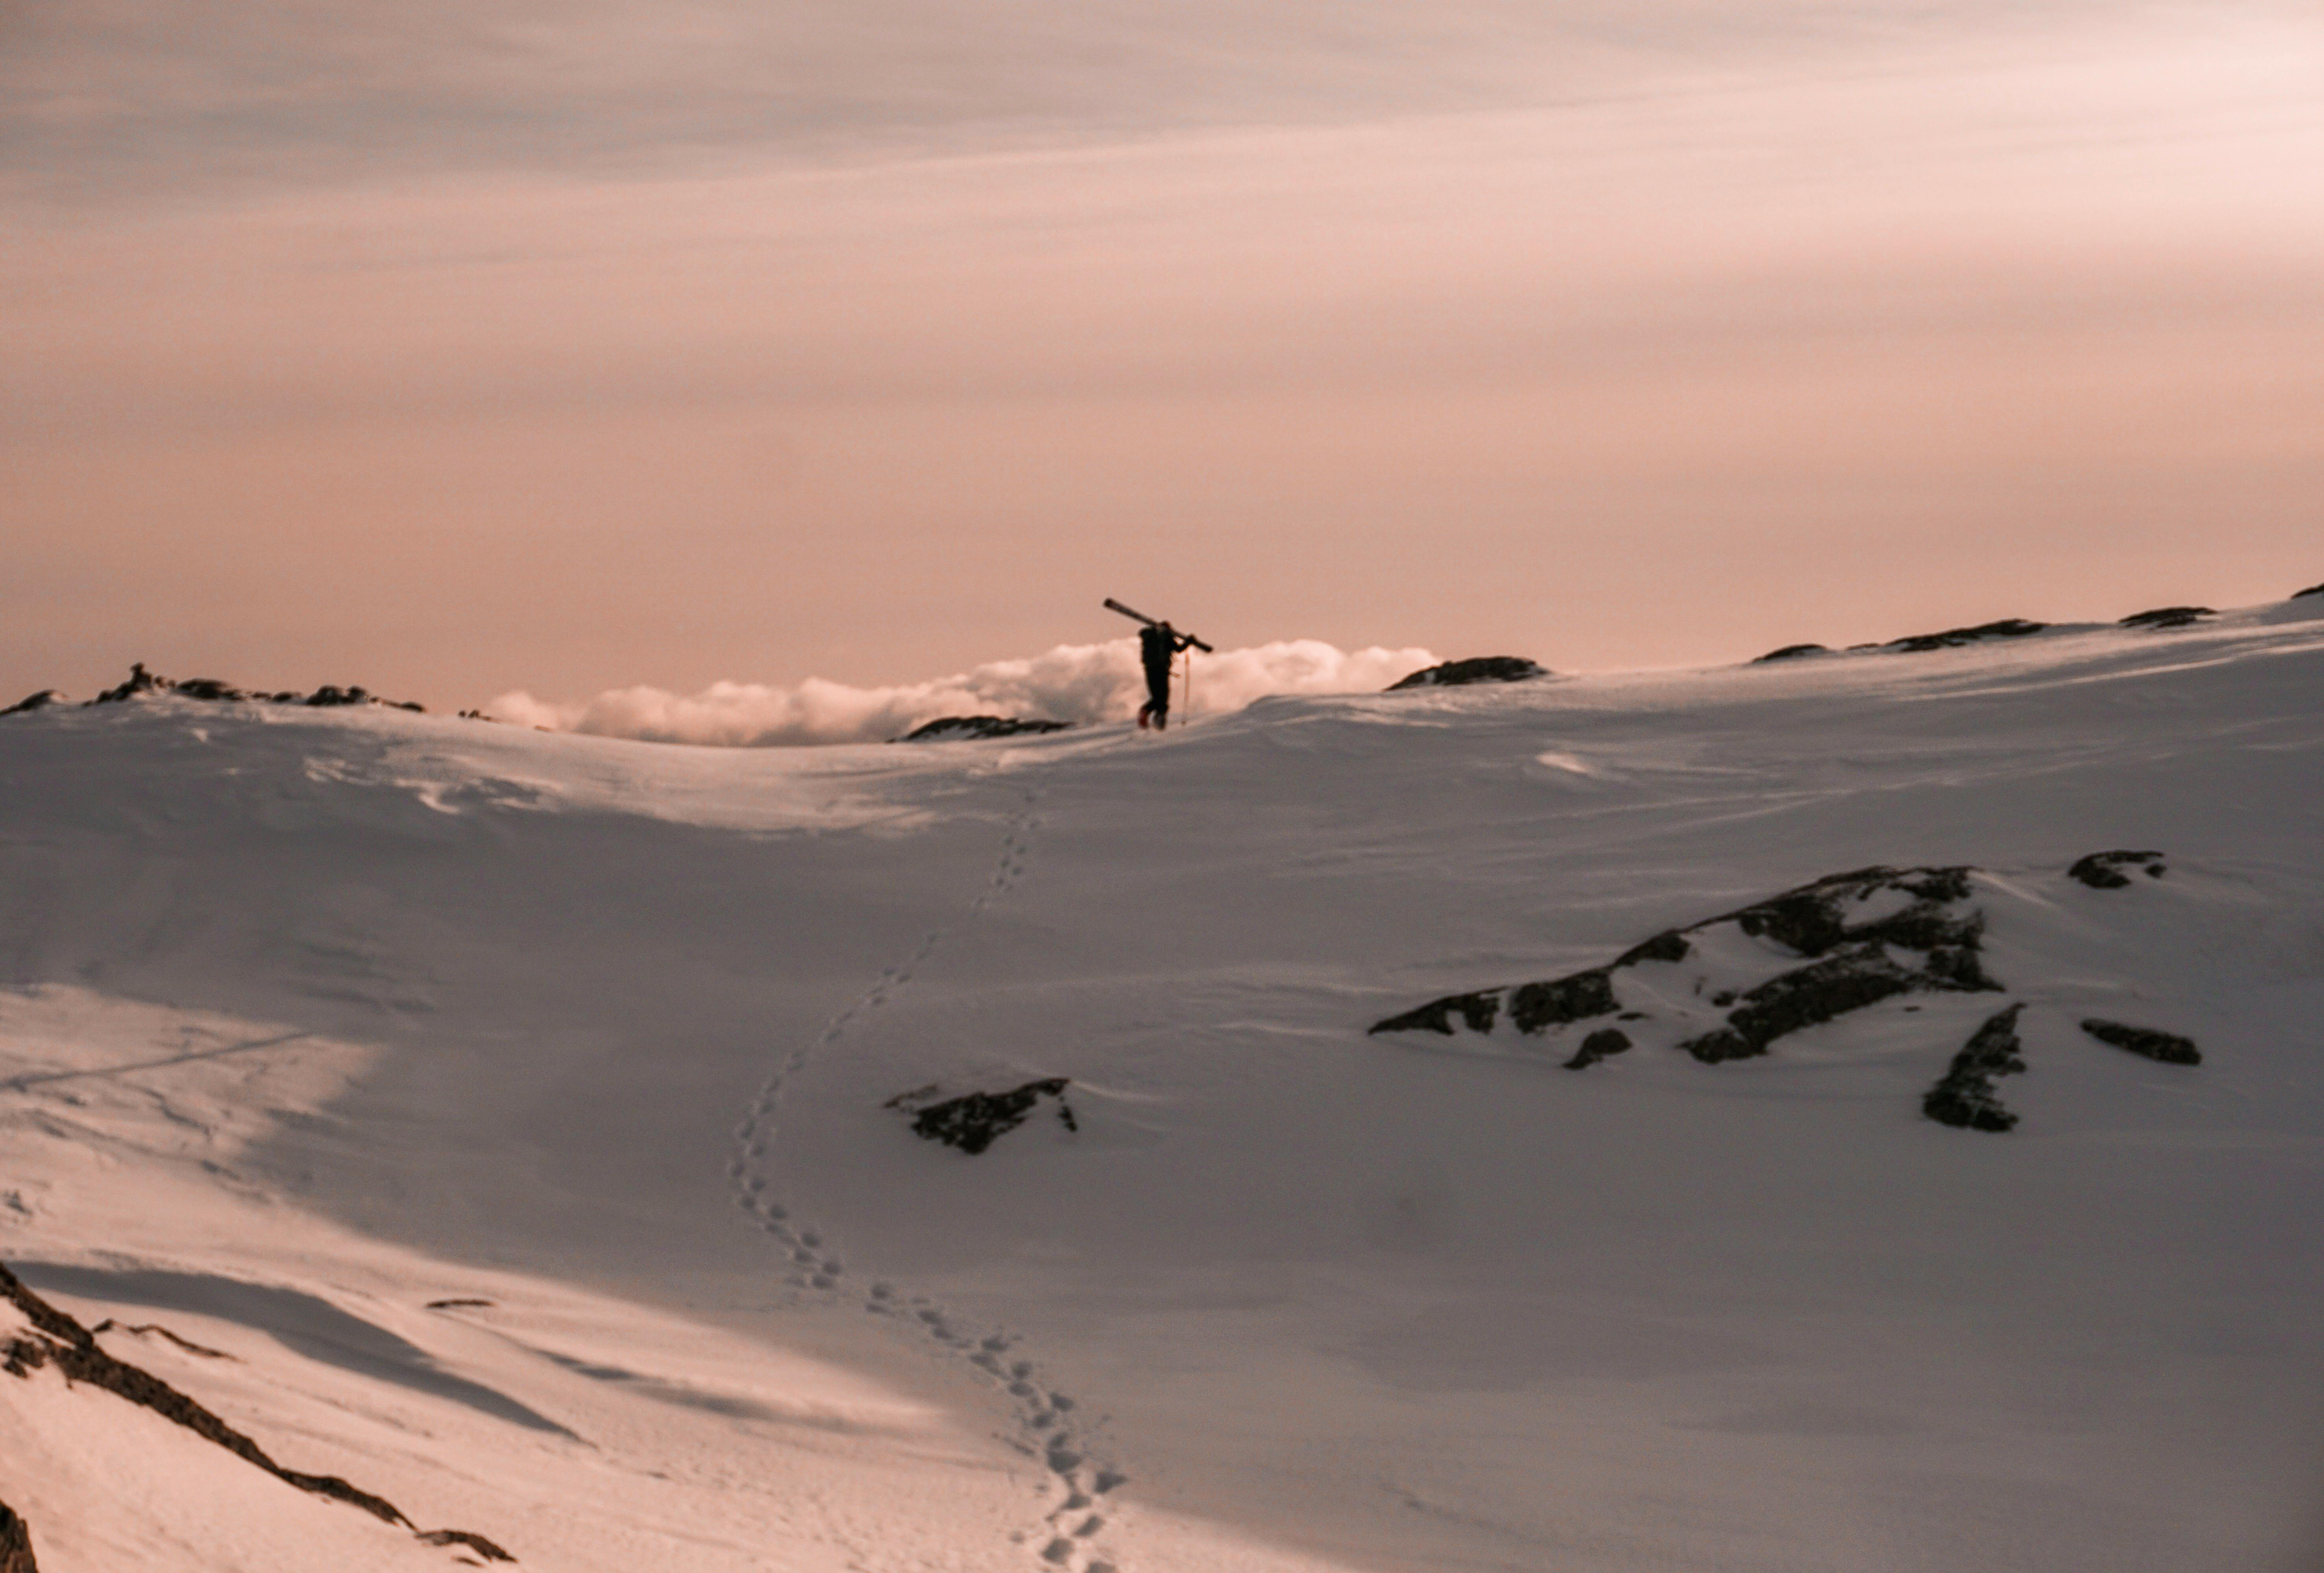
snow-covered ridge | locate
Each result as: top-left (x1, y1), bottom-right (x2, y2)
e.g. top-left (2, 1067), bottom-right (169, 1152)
top-left (2, 588), bottom-right (2321, 1572)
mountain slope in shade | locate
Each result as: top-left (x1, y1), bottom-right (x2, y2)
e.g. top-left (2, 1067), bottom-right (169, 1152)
top-left (2, 595), bottom-right (2322, 1573)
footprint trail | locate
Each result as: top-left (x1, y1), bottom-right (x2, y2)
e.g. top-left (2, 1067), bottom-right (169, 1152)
top-left (725, 786), bottom-right (1130, 1571)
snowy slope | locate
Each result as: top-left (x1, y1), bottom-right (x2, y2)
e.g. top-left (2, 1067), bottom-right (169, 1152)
top-left (3, 599), bottom-right (2322, 1573)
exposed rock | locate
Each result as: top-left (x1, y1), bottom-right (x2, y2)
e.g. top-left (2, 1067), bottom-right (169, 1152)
top-left (1510, 969), bottom-right (1622, 1033)
top-left (2079, 1019), bottom-right (2201, 1065)
top-left (1677, 934), bottom-right (1997, 1065)
top-left (1753, 643), bottom-right (1829, 663)
top-left (1615, 930), bottom-right (1691, 966)
top-left (90, 663), bottom-right (173, 704)
top-left (1374, 864), bottom-right (1998, 1070)
top-left (2294, 581), bottom-right (2324, 599)
top-left (895, 715), bottom-right (1074, 742)
top-left (1563, 1028), bottom-right (1632, 1070)
top-left (1, 691), bottom-right (63, 717)
top-left (1371, 992), bottom-right (1502, 1035)
top-left (2068, 849), bottom-right (2165, 889)
top-left (78, 665), bottom-right (426, 713)
top-left (1886, 619), bottom-right (2046, 653)
top-left (1386, 657), bottom-right (1547, 691)
top-left (2118, 606), bottom-right (2214, 629)
top-left (91, 1320), bottom-right (232, 1359)
top-left (0, 1498), bottom-right (36, 1573)
top-left (0, 1262), bottom-right (509, 1558)
top-left (417, 1529), bottom-right (516, 1562)
top-left (887, 1079), bottom-right (1077, 1155)
top-left (1922, 1004), bottom-right (2027, 1132)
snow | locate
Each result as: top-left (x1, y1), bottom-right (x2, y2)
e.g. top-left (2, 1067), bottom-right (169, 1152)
top-left (3, 599), bottom-right (2322, 1571)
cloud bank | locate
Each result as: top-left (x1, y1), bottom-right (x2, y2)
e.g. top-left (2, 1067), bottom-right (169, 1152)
top-left (487, 639), bottom-right (1437, 746)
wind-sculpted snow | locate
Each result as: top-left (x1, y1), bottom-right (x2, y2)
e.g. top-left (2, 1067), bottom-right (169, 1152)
top-left (5, 593), bottom-right (2324, 1573)
top-left (486, 637), bottom-right (1436, 745)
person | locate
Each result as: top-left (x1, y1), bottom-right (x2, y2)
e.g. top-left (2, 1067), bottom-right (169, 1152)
top-left (1136, 621), bottom-right (1199, 730)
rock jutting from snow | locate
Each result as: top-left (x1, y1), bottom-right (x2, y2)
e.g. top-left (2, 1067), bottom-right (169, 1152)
top-left (1921, 1004), bottom-right (2028, 1132)
top-left (1753, 643), bottom-right (1830, 663)
top-left (2068, 849), bottom-right (2166, 889)
top-left (0, 1499), bottom-right (35, 1573)
top-left (886, 1079), bottom-right (1078, 1155)
top-left (2079, 1019), bottom-right (2201, 1065)
top-left (0, 691), bottom-right (63, 717)
top-left (1564, 1028), bottom-right (1632, 1069)
top-left (0, 1262), bottom-right (509, 1558)
top-left (416, 1529), bottom-right (516, 1562)
top-left (1373, 864), bottom-right (1998, 1070)
top-left (895, 715), bottom-right (1075, 742)
top-left (2293, 581), bottom-right (2324, 599)
top-left (1386, 657), bottom-right (1548, 691)
top-left (1886, 619), bottom-right (2047, 653)
top-left (2119, 606), bottom-right (2215, 629)
top-left (77, 664), bottom-right (427, 713)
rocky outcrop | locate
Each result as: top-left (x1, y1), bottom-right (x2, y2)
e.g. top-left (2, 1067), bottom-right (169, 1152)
top-left (1886, 619), bottom-right (2046, 652)
top-left (2068, 850), bottom-right (2165, 889)
top-left (1369, 860), bottom-right (2217, 1131)
top-left (0, 1262), bottom-right (512, 1559)
top-left (1753, 643), bottom-right (1829, 663)
top-left (0, 1499), bottom-right (36, 1573)
top-left (1374, 865), bottom-right (1998, 1071)
top-left (79, 664), bottom-right (425, 713)
top-left (0, 691), bottom-right (63, 718)
top-left (1386, 657), bottom-right (1547, 691)
top-left (887, 1079), bottom-right (1077, 1154)
top-left (895, 716), bottom-right (1074, 742)
top-left (1563, 1028), bottom-right (1632, 1069)
top-left (2118, 606), bottom-right (2214, 629)
top-left (418, 1529), bottom-right (516, 1562)
top-left (1921, 1005), bottom-right (2028, 1132)
top-left (2080, 1019), bottom-right (2200, 1065)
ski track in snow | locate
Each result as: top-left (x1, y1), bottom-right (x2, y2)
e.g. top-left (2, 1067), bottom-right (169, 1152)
top-left (725, 784), bottom-right (1129, 1573)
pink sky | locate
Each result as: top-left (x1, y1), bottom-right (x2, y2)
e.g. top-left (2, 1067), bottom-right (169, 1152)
top-left (5, 3), bottom-right (2320, 717)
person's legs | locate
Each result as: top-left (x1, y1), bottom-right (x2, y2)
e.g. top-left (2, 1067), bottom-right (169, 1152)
top-left (1142, 666), bottom-right (1171, 730)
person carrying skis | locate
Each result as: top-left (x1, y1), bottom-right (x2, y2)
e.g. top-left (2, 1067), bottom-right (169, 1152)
top-left (1137, 621), bottom-right (1199, 730)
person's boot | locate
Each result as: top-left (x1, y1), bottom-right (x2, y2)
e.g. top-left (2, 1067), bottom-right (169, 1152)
top-left (1137, 706), bottom-right (1151, 729)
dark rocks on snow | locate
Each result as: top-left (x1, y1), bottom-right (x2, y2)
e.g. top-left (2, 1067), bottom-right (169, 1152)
top-left (895, 715), bottom-right (1074, 742)
top-left (78, 664), bottom-right (426, 713)
top-left (1678, 932), bottom-right (1998, 1066)
top-left (90, 1320), bottom-right (232, 1359)
top-left (0, 1262), bottom-right (509, 1558)
top-left (2118, 606), bottom-right (2214, 629)
top-left (1563, 1028), bottom-right (1632, 1070)
top-left (2068, 849), bottom-right (2165, 889)
top-left (417, 1529), bottom-right (516, 1562)
top-left (1886, 619), bottom-right (2047, 653)
top-left (1753, 643), bottom-right (1830, 663)
top-left (2080, 1019), bottom-right (2201, 1065)
top-left (92, 663), bottom-right (174, 704)
top-left (1922, 1004), bottom-right (2028, 1132)
top-left (1373, 864), bottom-right (1997, 1070)
top-left (1615, 930), bottom-right (1691, 967)
top-left (1386, 657), bottom-right (1547, 691)
top-left (887, 1079), bottom-right (1077, 1155)
top-left (0, 1498), bottom-right (35, 1573)
top-left (1, 691), bottom-right (63, 718)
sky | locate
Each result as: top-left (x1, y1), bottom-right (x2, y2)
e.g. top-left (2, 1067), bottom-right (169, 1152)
top-left (5, 0), bottom-right (2322, 726)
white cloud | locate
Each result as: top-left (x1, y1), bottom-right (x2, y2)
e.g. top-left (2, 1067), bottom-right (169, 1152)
top-left (486, 638), bottom-right (1437, 746)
